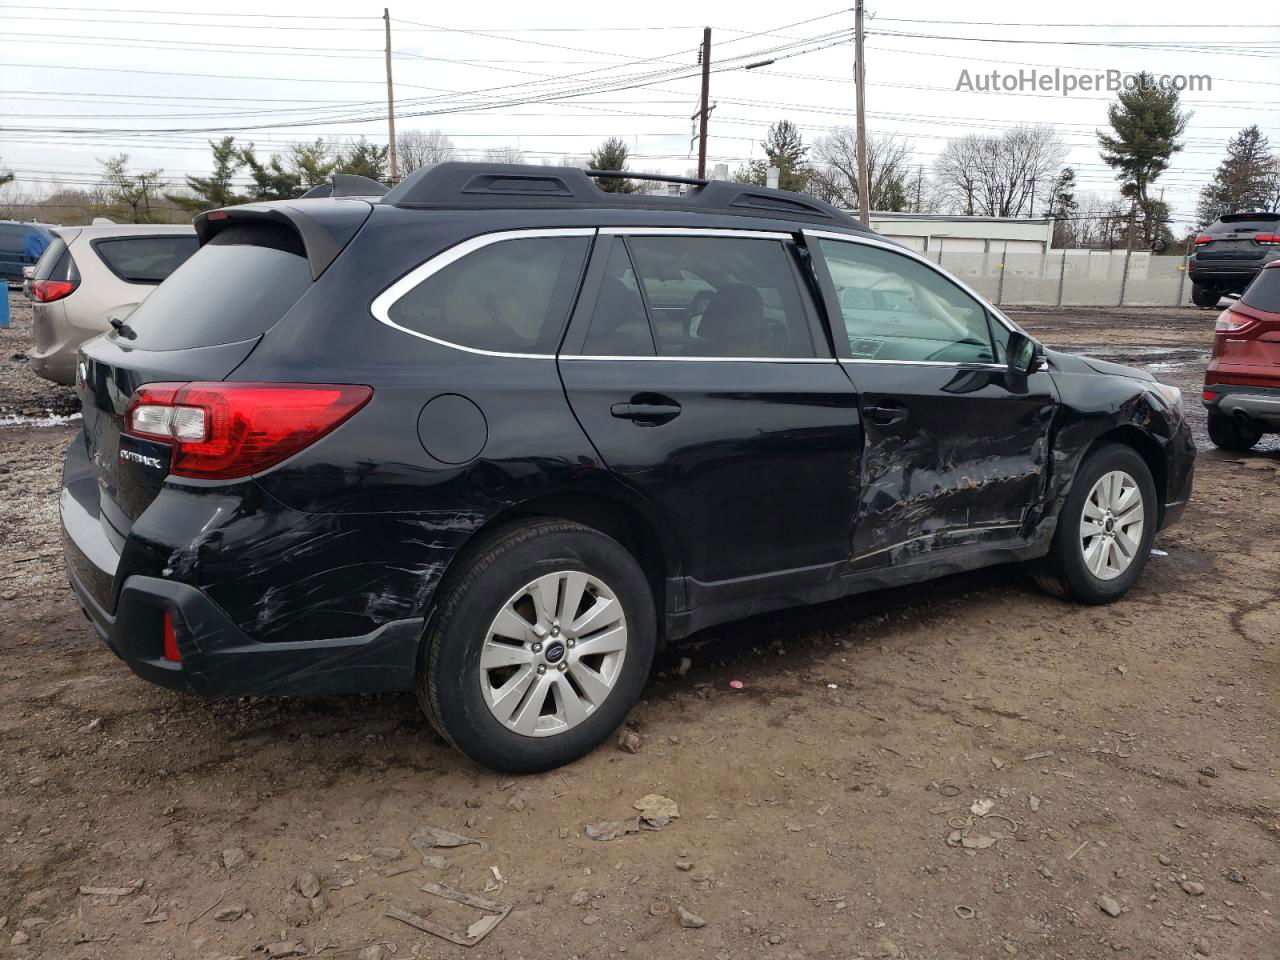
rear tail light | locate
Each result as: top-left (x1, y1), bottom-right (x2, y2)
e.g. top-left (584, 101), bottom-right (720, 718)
top-left (125, 382), bottom-right (372, 479)
top-left (1215, 310), bottom-right (1254, 333)
top-left (162, 611), bottom-right (181, 662)
top-left (1255, 233), bottom-right (1280, 246)
top-left (31, 279), bottom-right (75, 302)
top-left (1194, 234), bottom-right (1213, 245)
top-left (1202, 389), bottom-right (1218, 403)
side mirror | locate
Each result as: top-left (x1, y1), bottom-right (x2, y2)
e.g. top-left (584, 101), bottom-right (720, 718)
top-left (1007, 331), bottom-right (1044, 376)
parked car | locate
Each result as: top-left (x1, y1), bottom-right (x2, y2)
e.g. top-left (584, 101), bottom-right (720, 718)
top-left (62, 163), bottom-right (1195, 773)
top-left (1189, 212), bottom-right (1280, 308)
top-left (0, 220), bottom-right (53, 285)
top-left (1202, 260), bottom-right (1280, 449)
top-left (28, 224), bottom-right (198, 384)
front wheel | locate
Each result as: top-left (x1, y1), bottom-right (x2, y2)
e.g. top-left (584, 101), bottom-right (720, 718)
top-left (1207, 412), bottom-right (1262, 451)
top-left (1032, 444), bottom-right (1158, 604)
top-left (418, 520), bottom-right (656, 773)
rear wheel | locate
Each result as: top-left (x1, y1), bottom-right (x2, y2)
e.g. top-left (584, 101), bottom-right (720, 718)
top-left (1207, 411), bottom-right (1263, 451)
top-left (1032, 444), bottom-right (1157, 604)
top-left (418, 519), bottom-right (656, 773)
top-left (1191, 283), bottom-right (1219, 308)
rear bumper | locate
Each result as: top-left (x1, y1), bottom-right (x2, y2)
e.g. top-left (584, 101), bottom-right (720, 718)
top-left (1204, 383), bottom-right (1280, 427)
top-left (67, 563), bottom-right (422, 697)
top-left (1188, 263), bottom-right (1264, 286)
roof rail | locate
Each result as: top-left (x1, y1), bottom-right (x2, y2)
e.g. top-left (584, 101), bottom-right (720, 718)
top-left (299, 174), bottom-right (389, 200)
top-left (379, 162), bottom-right (865, 230)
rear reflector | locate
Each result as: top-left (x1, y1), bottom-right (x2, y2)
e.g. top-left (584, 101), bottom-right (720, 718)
top-left (162, 611), bottom-right (181, 662)
top-left (31, 279), bottom-right (75, 302)
top-left (1202, 389), bottom-right (1218, 403)
top-left (125, 382), bottom-right (372, 480)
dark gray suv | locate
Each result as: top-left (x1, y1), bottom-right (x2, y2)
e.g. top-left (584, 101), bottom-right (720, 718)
top-left (1189, 212), bottom-right (1280, 307)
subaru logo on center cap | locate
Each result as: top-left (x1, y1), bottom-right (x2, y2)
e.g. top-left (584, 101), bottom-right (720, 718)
top-left (544, 641), bottom-right (566, 664)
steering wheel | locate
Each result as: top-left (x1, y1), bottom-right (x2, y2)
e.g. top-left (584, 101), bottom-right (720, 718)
top-left (686, 289), bottom-right (714, 333)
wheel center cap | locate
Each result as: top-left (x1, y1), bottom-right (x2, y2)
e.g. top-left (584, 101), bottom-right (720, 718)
top-left (1104, 517), bottom-right (1115, 533)
top-left (544, 641), bottom-right (566, 664)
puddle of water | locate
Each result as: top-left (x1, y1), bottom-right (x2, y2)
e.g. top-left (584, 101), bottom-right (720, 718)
top-left (0, 411), bottom-right (82, 428)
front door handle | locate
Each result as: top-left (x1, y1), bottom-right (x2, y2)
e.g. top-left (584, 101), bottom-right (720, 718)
top-left (610, 399), bottom-right (682, 424)
top-left (862, 401), bottom-right (909, 426)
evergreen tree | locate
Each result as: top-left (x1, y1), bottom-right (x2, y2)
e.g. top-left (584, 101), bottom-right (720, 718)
top-left (1097, 72), bottom-right (1189, 239)
top-left (240, 146), bottom-right (303, 202)
top-left (588, 137), bottom-right (635, 193)
top-left (336, 137), bottom-right (389, 182)
top-left (1047, 167), bottom-right (1078, 246)
top-left (1196, 126), bottom-right (1280, 223)
top-left (734, 120), bottom-right (810, 192)
top-left (290, 139), bottom-right (339, 189)
top-left (167, 136), bottom-right (244, 213)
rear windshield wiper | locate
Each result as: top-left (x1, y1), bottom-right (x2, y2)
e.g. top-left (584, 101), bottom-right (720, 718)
top-left (109, 318), bottom-right (137, 340)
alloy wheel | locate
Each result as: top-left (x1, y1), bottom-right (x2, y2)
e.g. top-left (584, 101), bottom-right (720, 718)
top-left (1080, 470), bottom-right (1144, 581)
top-left (478, 570), bottom-right (628, 737)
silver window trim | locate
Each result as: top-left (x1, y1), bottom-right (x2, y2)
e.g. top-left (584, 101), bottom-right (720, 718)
top-left (369, 227), bottom-right (597, 360)
top-left (802, 228), bottom-right (1026, 338)
top-left (599, 226), bottom-right (792, 240)
top-left (564, 355), bottom-right (837, 364)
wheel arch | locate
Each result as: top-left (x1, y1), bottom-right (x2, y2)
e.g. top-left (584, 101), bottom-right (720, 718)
top-left (424, 485), bottom-right (682, 645)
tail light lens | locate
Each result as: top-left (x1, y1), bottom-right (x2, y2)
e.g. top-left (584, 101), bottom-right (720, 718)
top-left (1215, 310), bottom-right (1254, 333)
top-left (1255, 233), bottom-right (1280, 246)
top-left (1194, 234), bottom-right (1213, 245)
top-left (125, 382), bottom-right (372, 479)
top-left (31, 279), bottom-right (75, 302)
top-left (1202, 389), bottom-right (1217, 403)
top-left (162, 611), bottom-right (181, 662)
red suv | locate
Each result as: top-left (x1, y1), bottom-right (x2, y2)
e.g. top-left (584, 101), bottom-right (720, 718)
top-left (1203, 260), bottom-right (1280, 449)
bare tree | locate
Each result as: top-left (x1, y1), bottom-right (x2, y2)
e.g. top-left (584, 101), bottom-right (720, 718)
top-left (934, 126), bottom-right (1067, 218)
top-left (397, 129), bottom-right (456, 174)
top-left (483, 146), bottom-right (525, 165)
top-left (808, 130), bottom-right (921, 212)
top-left (98, 154), bottom-right (167, 223)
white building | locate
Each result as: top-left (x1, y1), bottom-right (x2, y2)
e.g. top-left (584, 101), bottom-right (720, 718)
top-left (867, 213), bottom-right (1055, 256)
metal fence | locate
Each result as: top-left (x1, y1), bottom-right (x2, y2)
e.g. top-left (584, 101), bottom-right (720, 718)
top-left (921, 246), bottom-right (1194, 308)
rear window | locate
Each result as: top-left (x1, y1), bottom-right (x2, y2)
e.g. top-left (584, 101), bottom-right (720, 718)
top-left (33, 237), bottom-right (76, 283)
top-left (1242, 267), bottom-right (1280, 313)
top-left (92, 235), bottom-right (198, 283)
top-left (1210, 214), bottom-right (1280, 234)
top-left (385, 235), bottom-right (590, 354)
top-left (121, 222), bottom-right (312, 351)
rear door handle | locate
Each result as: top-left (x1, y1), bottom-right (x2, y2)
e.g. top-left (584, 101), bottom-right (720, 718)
top-left (862, 401), bottom-right (909, 426)
top-left (610, 401), bottom-right (682, 424)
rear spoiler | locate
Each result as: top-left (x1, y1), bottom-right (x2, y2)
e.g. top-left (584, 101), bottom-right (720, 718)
top-left (193, 200), bottom-right (373, 281)
top-left (299, 174), bottom-right (390, 200)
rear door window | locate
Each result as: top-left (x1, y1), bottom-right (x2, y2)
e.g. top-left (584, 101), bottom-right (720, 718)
top-left (121, 222), bottom-right (313, 351)
top-left (92, 235), bottom-right (198, 283)
top-left (0, 225), bottom-right (24, 256)
top-left (612, 235), bottom-right (817, 358)
top-left (385, 235), bottom-right (591, 354)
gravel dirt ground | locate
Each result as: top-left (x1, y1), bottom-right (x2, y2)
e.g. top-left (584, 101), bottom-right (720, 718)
top-left (0, 293), bottom-right (1276, 960)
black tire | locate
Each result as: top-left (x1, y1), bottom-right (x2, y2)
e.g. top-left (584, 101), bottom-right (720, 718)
top-left (1032, 444), bottom-right (1158, 605)
top-left (1207, 412), bottom-right (1262, 451)
top-left (1191, 283), bottom-right (1220, 309)
top-left (418, 519), bottom-right (656, 773)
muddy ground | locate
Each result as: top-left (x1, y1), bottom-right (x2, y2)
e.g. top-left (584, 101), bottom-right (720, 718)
top-left (0, 293), bottom-right (1276, 960)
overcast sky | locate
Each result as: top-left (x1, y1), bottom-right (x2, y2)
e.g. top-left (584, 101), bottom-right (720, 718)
top-left (2, 0), bottom-right (1278, 229)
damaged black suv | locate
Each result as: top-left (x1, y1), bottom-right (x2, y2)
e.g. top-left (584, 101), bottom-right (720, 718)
top-left (62, 163), bottom-right (1195, 772)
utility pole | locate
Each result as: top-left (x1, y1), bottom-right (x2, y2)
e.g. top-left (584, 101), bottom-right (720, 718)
top-left (696, 27), bottom-right (712, 179)
top-left (853, 0), bottom-right (870, 225)
top-left (915, 164), bottom-right (922, 213)
top-left (1027, 176), bottom-right (1036, 218)
top-left (384, 8), bottom-right (399, 182)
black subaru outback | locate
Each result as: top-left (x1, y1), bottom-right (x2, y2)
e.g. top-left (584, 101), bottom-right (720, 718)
top-left (62, 163), bottom-right (1194, 772)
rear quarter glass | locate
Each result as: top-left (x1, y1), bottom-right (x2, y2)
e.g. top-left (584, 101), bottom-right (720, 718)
top-left (93, 235), bottom-right (198, 284)
top-left (32, 238), bottom-right (72, 282)
top-left (121, 222), bottom-right (311, 352)
top-left (1241, 268), bottom-right (1280, 314)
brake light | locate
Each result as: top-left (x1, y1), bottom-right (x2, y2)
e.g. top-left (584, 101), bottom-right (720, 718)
top-left (162, 611), bottom-right (181, 662)
top-left (125, 382), bottom-right (372, 479)
top-left (1194, 234), bottom-right (1213, 245)
top-left (31, 279), bottom-right (75, 302)
top-left (1255, 233), bottom-right (1280, 245)
top-left (1202, 389), bottom-right (1217, 403)
top-left (1215, 310), bottom-right (1254, 333)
